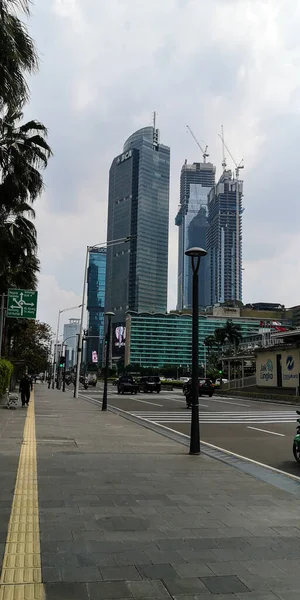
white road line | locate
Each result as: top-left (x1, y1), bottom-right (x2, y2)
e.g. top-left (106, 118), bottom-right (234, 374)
top-left (247, 426), bottom-right (286, 437)
top-left (132, 398), bottom-right (163, 407)
top-left (127, 417), bottom-right (300, 483)
top-left (209, 398), bottom-right (251, 407)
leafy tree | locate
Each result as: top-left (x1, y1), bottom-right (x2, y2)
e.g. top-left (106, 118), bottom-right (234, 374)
top-left (0, 111), bottom-right (51, 294)
top-left (8, 320), bottom-right (51, 374)
top-left (223, 320), bottom-right (242, 354)
top-left (203, 335), bottom-right (216, 354)
top-left (0, 0), bottom-right (38, 111)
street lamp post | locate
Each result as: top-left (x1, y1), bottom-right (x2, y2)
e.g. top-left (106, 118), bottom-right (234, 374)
top-left (185, 247), bottom-right (207, 455)
top-left (74, 236), bottom-right (131, 400)
top-left (102, 311), bottom-right (115, 411)
top-left (52, 306), bottom-right (81, 389)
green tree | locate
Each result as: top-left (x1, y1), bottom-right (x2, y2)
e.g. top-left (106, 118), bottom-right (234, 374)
top-left (214, 327), bottom-right (227, 355)
top-left (9, 320), bottom-right (51, 373)
top-left (203, 335), bottom-right (216, 354)
top-left (0, 0), bottom-right (38, 110)
top-left (0, 111), bottom-right (51, 293)
top-left (223, 320), bottom-right (242, 354)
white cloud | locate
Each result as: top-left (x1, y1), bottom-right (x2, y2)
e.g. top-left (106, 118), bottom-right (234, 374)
top-left (26, 0), bottom-right (300, 330)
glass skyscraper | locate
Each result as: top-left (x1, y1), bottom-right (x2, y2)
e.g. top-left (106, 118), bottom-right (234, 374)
top-left (176, 161), bottom-right (216, 309)
top-left (206, 170), bottom-right (243, 305)
top-left (86, 248), bottom-right (106, 369)
top-left (105, 126), bottom-right (170, 327)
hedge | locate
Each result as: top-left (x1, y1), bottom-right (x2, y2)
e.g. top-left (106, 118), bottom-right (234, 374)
top-left (0, 359), bottom-right (13, 396)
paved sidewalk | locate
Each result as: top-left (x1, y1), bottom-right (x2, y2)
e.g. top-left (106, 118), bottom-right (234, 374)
top-left (2, 385), bottom-right (300, 599)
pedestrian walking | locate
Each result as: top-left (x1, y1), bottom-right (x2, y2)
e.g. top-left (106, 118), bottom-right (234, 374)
top-left (19, 373), bottom-right (33, 407)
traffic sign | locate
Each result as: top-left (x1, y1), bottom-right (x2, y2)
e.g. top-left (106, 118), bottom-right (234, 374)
top-left (7, 289), bottom-right (38, 319)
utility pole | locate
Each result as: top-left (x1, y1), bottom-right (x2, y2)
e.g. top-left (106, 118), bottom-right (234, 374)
top-left (0, 294), bottom-right (5, 358)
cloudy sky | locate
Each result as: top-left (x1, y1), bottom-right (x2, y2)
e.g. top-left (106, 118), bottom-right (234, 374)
top-left (25, 0), bottom-right (300, 333)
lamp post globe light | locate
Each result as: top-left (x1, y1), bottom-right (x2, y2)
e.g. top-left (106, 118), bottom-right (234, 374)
top-left (102, 311), bottom-right (115, 411)
top-left (185, 247), bottom-right (207, 455)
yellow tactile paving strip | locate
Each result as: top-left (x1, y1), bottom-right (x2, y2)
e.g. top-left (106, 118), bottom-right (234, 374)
top-left (0, 391), bottom-right (45, 600)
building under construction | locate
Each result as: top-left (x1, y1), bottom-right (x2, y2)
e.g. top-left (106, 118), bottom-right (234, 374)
top-left (206, 169), bottom-right (243, 306)
top-left (176, 160), bottom-right (216, 309)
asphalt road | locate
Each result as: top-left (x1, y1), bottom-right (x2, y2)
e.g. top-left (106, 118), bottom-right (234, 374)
top-left (78, 384), bottom-right (300, 477)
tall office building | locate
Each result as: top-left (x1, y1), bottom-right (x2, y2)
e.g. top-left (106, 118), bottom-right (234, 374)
top-left (63, 319), bottom-right (80, 368)
top-left (176, 161), bottom-right (216, 309)
top-left (86, 248), bottom-right (106, 368)
top-left (105, 125), bottom-right (170, 330)
top-left (206, 169), bottom-right (243, 306)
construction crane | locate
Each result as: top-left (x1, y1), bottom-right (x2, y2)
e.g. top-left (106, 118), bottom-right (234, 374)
top-left (218, 128), bottom-right (244, 179)
top-left (218, 128), bottom-right (244, 304)
top-left (186, 125), bottom-right (209, 163)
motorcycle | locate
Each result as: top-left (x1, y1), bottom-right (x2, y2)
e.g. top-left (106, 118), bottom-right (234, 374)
top-left (293, 410), bottom-right (300, 463)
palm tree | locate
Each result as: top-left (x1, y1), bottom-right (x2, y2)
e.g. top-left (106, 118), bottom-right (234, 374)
top-left (224, 320), bottom-right (242, 354)
top-left (0, 111), bottom-right (51, 293)
top-left (214, 327), bottom-right (227, 357)
top-left (203, 335), bottom-right (216, 354)
top-left (0, 110), bottom-right (52, 207)
top-left (0, 0), bottom-right (38, 110)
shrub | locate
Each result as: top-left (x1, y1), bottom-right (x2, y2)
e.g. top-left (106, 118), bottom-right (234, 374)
top-left (0, 359), bottom-right (13, 396)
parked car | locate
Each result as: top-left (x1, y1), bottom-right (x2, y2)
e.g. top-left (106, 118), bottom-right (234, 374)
top-left (214, 378), bottom-right (229, 388)
top-left (183, 378), bottom-right (215, 398)
top-left (139, 376), bottom-right (161, 393)
top-left (117, 375), bottom-right (139, 395)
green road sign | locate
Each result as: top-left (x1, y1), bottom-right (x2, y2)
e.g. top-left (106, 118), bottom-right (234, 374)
top-left (7, 289), bottom-right (38, 319)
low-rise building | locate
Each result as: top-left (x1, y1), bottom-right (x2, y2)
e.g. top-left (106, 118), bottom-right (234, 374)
top-left (256, 329), bottom-right (300, 391)
top-left (125, 311), bottom-right (262, 368)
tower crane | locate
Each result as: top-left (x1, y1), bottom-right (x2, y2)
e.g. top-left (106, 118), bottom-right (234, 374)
top-left (218, 128), bottom-right (244, 304)
top-left (218, 129), bottom-right (244, 179)
top-left (186, 125), bottom-right (209, 163)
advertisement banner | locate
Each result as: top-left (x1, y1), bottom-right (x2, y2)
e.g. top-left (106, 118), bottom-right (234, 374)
top-left (113, 324), bottom-right (126, 357)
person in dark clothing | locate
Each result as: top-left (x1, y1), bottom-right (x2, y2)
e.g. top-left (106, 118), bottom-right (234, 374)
top-left (19, 373), bottom-right (32, 406)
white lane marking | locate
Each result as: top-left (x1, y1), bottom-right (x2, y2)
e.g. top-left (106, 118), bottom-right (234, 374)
top-left (167, 397), bottom-right (208, 408)
top-left (132, 398), bottom-right (163, 407)
top-left (247, 426), bottom-right (286, 437)
top-left (124, 416), bottom-right (300, 483)
top-left (209, 398), bottom-right (251, 407)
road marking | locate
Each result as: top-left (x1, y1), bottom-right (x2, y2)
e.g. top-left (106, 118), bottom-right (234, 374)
top-left (0, 391), bottom-right (45, 599)
top-left (247, 426), bottom-right (286, 437)
top-left (209, 398), bottom-right (251, 407)
top-left (132, 398), bottom-right (163, 407)
top-left (129, 410), bottom-right (297, 424)
top-left (126, 416), bottom-right (300, 483)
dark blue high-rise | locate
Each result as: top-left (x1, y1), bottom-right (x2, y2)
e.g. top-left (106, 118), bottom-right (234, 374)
top-left (105, 126), bottom-right (170, 325)
top-left (86, 248), bottom-right (106, 368)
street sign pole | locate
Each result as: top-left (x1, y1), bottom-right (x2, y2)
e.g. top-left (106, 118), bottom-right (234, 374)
top-left (0, 294), bottom-right (6, 358)
top-left (7, 289), bottom-right (38, 320)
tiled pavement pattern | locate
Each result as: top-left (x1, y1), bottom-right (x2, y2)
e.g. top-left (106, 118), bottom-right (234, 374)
top-left (2, 386), bottom-right (300, 599)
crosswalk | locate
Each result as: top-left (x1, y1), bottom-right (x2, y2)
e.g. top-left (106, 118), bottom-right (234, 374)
top-left (130, 410), bottom-right (298, 424)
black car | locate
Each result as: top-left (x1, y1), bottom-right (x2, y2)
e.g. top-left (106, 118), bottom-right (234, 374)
top-left (183, 378), bottom-right (214, 398)
top-left (117, 375), bottom-right (139, 395)
top-left (139, 376), bottom-right (161, 393)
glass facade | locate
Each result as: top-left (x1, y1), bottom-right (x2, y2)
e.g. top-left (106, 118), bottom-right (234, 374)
top-left (206, 171), bottom-right (243, 305)
top-left (87, 248), bottom-right (106, 368)
top-left (105, 127), bottom-right (170, 330)
top-left (125, 312), bottom-right (261, 368)
top-left (63, 319), bottom-right (80, 368)
top-left (176, 162), bottom-right (215, 310)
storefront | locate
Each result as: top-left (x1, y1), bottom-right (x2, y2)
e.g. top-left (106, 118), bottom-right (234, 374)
top-left (256, 344), bottom-right (300, 390)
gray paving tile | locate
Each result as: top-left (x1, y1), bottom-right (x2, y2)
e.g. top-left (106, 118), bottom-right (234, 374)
top-left (60, 566), bottom-right (103, 582)
top-left (163, 578), bottom-right (209, 595)
top-left (99, 565), bottom-right (141, 581)
top-left (235, 593), bottom-right (282, 600)
top-left (172, 562), bottom-right (215, 578)
top-left (138, 564), bottom-right (178, 580)
top-left (88, 581), bottom-right (133, 599)
top-left (44, 583), bottom-right (89, 599)
top-left (126, 580), bottom-right (172, 599)
top-left (200, 575), bottom-right (250, 594)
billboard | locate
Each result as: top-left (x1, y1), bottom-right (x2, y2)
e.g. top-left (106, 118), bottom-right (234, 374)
top-left (113, 324), bottom-right (126, 357)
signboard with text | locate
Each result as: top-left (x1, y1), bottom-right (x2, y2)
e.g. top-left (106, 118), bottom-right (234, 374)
top-left (7, 289), bottom-right (38, 319)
